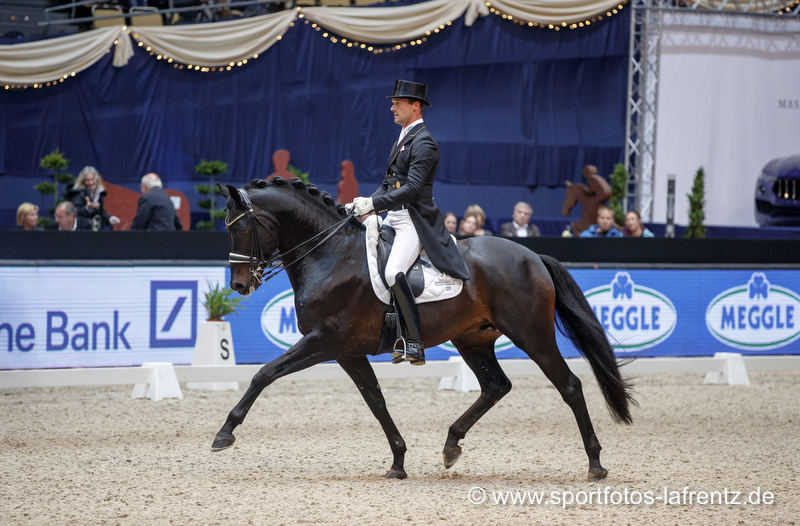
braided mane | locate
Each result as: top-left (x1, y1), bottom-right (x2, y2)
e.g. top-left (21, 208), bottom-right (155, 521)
top-left (242, 177), bottom-right (363, 229)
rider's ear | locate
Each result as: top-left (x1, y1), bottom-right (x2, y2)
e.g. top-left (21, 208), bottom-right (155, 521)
top-left (217, 183), bottom-right (230, 199)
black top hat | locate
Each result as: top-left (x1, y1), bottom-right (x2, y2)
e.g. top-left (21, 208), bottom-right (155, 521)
top-left (387, 79), bottom-right (430, 107)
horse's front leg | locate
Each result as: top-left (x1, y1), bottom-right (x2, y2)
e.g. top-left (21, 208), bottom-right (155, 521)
top-left (211, 331), bottom-right (338, 452)
top-left (338, 355), bottom-right (407, 479)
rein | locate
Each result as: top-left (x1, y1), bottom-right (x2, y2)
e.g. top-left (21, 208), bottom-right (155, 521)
top-left (226, 188), bottom-right (354, 286)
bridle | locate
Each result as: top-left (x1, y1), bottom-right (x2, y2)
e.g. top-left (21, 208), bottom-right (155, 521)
top-left (226, 188), bottom-right (354, 289)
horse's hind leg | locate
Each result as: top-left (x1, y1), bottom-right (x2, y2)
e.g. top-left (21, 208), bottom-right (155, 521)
top-left (511, 327), bottom-right (607, 481)
top-left (443, 335), bottom-right (511, 469)
top-left (338, 356), bottom-right (407, 479)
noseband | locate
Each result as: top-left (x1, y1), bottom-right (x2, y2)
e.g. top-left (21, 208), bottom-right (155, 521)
top-left (226, 188), bottom-right (354, 288)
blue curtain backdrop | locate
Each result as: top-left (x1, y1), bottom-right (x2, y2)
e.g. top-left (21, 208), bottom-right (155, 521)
top-left (0, 9), bottom-right (629, 224)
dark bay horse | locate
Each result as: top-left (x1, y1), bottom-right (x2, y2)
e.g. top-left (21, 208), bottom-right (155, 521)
top-left (214, 177), bottom-right (635, 481)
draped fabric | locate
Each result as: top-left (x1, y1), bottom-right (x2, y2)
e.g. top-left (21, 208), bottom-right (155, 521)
top-left (0, 0), bottom-right (627, 84)
top-left (0, 3), bottom-right (629, 218)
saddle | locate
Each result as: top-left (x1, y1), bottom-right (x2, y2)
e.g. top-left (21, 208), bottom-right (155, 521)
top-left (376, 225), bottom-right (428, 298)
top-left (361, 216), bottom-right (463, 357)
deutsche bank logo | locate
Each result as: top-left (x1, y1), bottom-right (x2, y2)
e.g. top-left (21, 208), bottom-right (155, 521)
top-left (150, 281), bottom-right (198, 348)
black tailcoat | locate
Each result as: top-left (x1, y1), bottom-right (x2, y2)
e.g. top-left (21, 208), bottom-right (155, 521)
top-left (371, 123), bottom-right (469, 280)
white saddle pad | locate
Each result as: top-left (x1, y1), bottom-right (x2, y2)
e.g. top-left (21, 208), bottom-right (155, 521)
top-left (364, 215), bottom-right (463, 305)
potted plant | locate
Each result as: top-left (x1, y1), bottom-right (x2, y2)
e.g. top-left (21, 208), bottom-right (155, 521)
top-left (187, 282), bottom-right (246, 391)
top-left (194, 159), bottom-right (228, 231)
top-left (35, 148), bottom-right (74, 227)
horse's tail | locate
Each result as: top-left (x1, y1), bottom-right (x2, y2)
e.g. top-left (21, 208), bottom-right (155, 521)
top-left (540, 254), bottom-right (635, 425)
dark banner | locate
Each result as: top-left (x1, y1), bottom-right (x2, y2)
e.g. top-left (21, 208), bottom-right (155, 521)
top-left (0, 10), bottom-right (628, 193)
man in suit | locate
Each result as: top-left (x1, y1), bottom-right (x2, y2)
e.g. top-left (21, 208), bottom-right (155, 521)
top-left (131, 173), bottom-right (183, 231)
top-left (346, 80), bottom-right (469, 366)
top-left (48, 201), bottom-right (92, 231)
top-left (500, 201), bottom-right (541, 238)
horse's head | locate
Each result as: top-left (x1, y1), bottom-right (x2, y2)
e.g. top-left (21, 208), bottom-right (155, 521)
top-left (218, 182), bottom-right (279, 296)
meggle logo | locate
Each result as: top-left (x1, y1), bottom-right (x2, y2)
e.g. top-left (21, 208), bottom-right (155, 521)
top-left (585, 272), bottom-right (677, 352)
top-left (261, 289), bottom-right (302, 350)
top-left (706, 273), bottom-right (800, 351)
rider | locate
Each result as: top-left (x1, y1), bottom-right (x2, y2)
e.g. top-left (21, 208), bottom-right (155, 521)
top-left (347, 80), bottom-right (470, 366)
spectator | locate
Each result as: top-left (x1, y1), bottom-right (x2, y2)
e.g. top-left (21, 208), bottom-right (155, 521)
top-left (16, 202), bottom-right (43, 231)
top-left (131, 173), bottom-right (183, 231)
top-left (443, 212), bottom-right (457, 234)
top-left (457, 215), bottom-right (478, 237)
top-left (464, 204), bottom-right (492, 236)
top-left (579, 205), bottom-right (623, 238)
top-left (48, 201), bottom-right (92, 231)
top-left (499, 201), bottom-right (540, 238)
top-left (624, 210), bottom-right (654, 238)
top-left (65, 166), bottom-right (120, 230)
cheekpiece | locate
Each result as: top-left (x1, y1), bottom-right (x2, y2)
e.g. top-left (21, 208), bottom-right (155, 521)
top-left (387, 79), bottom-right (431, 107)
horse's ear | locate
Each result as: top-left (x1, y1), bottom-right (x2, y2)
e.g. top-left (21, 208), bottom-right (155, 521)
top-left (226, 185), bottom-right (244, 207)
top-left (217, 183), bottom-right (231, 199)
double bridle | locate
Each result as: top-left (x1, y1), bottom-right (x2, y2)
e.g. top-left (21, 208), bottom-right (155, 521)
top-left (226, 189), bottom-right (354, 287)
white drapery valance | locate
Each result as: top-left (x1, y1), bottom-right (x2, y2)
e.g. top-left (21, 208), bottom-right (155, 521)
top-left (0, 0), bottom-right (629, 86)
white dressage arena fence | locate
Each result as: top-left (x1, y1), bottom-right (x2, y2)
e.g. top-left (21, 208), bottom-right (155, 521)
top-left (1, 354), bottom-right (798, 400)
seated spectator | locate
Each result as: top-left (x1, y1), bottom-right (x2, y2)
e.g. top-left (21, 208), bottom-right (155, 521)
top-left (464, 204), bottom-right (492, 236)
top-left (65, 166), bottom-right (120, 230)
top-left (443, 212), bottom-right (457, 235)
top-left (131, 173), bottom-right (183, 231)
top-left (457, 215), bottom-right (478, 237)
top-left (16, 202), bottom-right (43, 231)
top-left (624, 210), bottom-right (654, 238)
top-left (579, 205), bottom-right (623, 238)
top-left (47, 201), bottom-right (92, 231)
top-left (499, 201), bottom-right (540, 238)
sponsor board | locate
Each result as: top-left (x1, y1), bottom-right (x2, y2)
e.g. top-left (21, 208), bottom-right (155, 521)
top-left (0, 267), bottom-right (224, 370)
top-left (706, 272), bottom-right (800, 351)
top-left (583, 272), bottom-right (677, 353)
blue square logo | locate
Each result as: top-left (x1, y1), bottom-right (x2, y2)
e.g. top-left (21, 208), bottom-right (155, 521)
top-left (150, 281), bottom-right (198, 348)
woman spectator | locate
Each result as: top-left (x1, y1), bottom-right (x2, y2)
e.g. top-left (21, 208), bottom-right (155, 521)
top-left (65, 166), bottom-right (120, 229)
top-left (16, 202), bottom-right (43, 231)
top-left (457, 215), bottom-right (478, 237)
top-left (624, 210), bottom-right (654, 238)
top-left (464, 204), bottom-right (492, 236)
top-left (443, 212), bottom-right (458, 234)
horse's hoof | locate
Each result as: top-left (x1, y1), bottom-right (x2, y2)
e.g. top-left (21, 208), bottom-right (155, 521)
top-left (443, 445), bottom-right (462, 469)
top-left (384, 468), bottom-right (407, 479)
top-left (588, 467), bottom-right (608, 481)
top-left (211, 433), bottom-right (236, 452)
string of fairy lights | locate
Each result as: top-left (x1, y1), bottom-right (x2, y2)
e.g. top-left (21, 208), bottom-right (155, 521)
top-left (15, 0), bottom-right (800, 90)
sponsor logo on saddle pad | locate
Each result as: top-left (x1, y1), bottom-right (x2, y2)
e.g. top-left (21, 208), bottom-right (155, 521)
top-left (261, 289), bottom-right (303, 350)
top-left (705, 272), bottom-right (800, 351)
top-left (584, 272), bottom-right (677, 352)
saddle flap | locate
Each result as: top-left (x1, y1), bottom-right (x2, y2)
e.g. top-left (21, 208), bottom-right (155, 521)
top-left (377, 225), bottom-right (425, 297)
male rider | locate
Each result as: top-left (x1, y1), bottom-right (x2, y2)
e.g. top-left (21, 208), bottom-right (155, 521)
top-left (347, 80), bottom-right (469, 366)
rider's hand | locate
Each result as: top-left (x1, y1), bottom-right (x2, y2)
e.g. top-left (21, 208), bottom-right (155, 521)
top-left (345, 202), bottom-right (355, 214)
top-left (352, 197), bottom-right (374, 216)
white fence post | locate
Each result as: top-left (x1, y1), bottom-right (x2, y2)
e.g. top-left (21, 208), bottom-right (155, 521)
top-left (438, 356), bottom-right (481, 392)
top-left (704, 352), bottom-right (750, 386)
top-left (131, 362), bottom-right (183, 401)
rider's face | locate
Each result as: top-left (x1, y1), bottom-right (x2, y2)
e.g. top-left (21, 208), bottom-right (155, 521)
top-left (391, 98), bottom-right (417, 128)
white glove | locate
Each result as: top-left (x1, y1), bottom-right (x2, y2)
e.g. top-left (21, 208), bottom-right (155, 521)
top-left (352, 197), bottom-right (374, 216)
top-left (345, 202), bottom-right (354, 214)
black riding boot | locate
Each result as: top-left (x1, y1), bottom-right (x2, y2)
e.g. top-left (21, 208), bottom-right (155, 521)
top-left (390, 272), bottom-right (425, 366)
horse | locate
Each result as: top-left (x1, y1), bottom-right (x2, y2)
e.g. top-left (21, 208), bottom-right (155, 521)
top-left (213, 177), bottom-right (635, 481)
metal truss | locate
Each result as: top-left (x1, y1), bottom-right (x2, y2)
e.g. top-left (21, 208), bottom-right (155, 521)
top-left (623, 0), bottom-right (799, 221)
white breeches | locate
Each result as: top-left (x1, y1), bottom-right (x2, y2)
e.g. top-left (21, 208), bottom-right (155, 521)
top-left (383, 210), bottom-right (421, 287)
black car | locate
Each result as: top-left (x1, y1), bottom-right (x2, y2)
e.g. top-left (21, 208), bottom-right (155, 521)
top-left (755, 154), bottom-right (800, 226)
